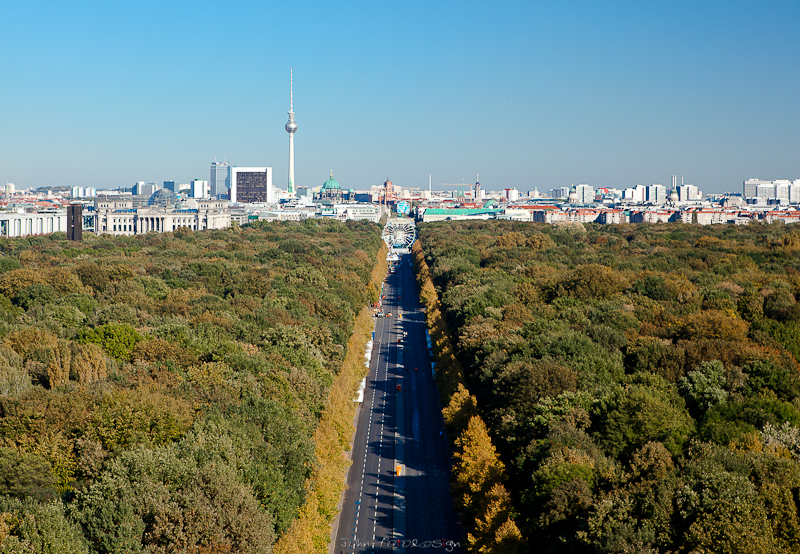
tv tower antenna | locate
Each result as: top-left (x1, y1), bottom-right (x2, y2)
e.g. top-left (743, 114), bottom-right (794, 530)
top-left (285, 68), bottom-right (297, 194)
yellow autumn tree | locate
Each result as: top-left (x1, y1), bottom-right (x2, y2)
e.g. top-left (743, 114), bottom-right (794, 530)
top-left (442, 383), bottom-right (479, 440)
top-left (468, 483), bottom-right (526, 554)
top-left (452, 415), bottom-right (506, 522)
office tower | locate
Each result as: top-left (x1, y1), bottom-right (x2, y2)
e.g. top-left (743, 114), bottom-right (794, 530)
top-left (230, 167), bottom-right (273, 204)
top-left (790, 181), bottom-right (800, 203)
top-left (191, 179), bottom-right (208, 199)
top-left (210, 161), bottom-right (231, 199)
top-left (134, 182), bottom-right (159, 196)
top-left (647, 184), bottom-right (666, 204)
top-left (285, 69), bottom-right (297, 194)
top-left (574, 184), bottom-right (594, 203)
top-left (775, 181), bottom-right (791, 200)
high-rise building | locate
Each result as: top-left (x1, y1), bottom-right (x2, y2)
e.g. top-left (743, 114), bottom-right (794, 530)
top-left (743, 179), bottom-right (800, 202)
top-left (134, 182), bottom-right (159, 196)
top-left (790, 181), bottom-right (800, 204)
top-left (210, 161), bottom-right (231, 199)
top-left (775, 180), bottom-right (791, 200)
top-left (575, 184), bottom-right (594, 203)
top-left (676, 184), bottom-right (700, 201)
top-left (647, 184), bottom-right (666, 204)
top-left (285, 69), bottom-right (297, 194)
top-left (230, 167), bottom-right (273, 204)
top-left (191, 179), bottom-right (208, 199)
top-left (744, 179), bottom-right (770, 198)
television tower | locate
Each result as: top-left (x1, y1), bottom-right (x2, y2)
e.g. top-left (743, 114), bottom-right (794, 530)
top-left (285, 69), bottom-right (297, 194)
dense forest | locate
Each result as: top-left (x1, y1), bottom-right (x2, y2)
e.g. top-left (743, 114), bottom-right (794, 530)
top-left (417, 220), bottom-right (800, 554)
top-left (0, 219), bottom-right (384, 553)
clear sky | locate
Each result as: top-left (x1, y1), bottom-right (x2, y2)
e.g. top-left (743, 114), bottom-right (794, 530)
top-left (2, 0), bottom-right (798, 194)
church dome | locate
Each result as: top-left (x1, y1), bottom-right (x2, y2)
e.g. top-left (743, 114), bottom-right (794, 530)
top-left (323, 172), bottom-right (340, 190)
top-left (148, 188), bottom-right (180, 208)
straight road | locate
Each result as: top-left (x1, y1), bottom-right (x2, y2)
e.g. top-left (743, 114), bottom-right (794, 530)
top-left (336, 252), bottom-right (463, 553)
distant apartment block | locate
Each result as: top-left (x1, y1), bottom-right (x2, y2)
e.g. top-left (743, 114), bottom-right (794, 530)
top-left (133, 182), bottom-right (160, 196)
top-left (744, 179), bottom-right (800, 202)
top-left (646, 185), bottom-right (666, 204)
top-left (630, 210), bottom-right (679, 223)
top-left (677, 184), bottom-right (700, 201)
top-left (71, 187), bottom-right (97, 198)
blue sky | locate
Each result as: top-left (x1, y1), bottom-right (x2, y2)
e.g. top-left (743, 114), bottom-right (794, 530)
top-left (2, 0), bottom-right (798, 193)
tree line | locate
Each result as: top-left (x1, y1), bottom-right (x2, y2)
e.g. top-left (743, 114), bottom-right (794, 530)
top-left (416, 220), bottom-right (800, 553)
top-left (0, 219), bottom-right (384, 553)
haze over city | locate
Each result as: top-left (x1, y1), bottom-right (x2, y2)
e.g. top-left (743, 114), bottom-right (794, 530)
top-left (2, 0), bottom-right (798, 193)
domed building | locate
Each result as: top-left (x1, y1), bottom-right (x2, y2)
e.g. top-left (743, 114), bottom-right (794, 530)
top-left (94, 191), bottom-right (230, 236)
top-left (148, 188), bottom-right (180, 209)
top-left (323, 173), bottom-right (340, 192)
top-left (315, 171), bottom-right (353, 204)
top-left (568, 185), bottom-right (579, 204)
top-left (668, 186), bottom-right (679, 203)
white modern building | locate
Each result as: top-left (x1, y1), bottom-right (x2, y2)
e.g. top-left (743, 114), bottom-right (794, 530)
top-left (622, 185), bottom-right (647, 203)
top-left (134, 182), bottom-right (160, 196)
top-left (677, 184), bottom-right (700, 201)
top-left (0, 210), bottom-right (67, 238)
top-left (646, 184), bottom-right (666, 204)
top-left (191, 179), bottom-right (208, 199)
top-left (574, 184), bottom-right (594, 203)
top-left (744, 179), bottom-right (800, 202)
top-left (71, 187), bottom-right (97, 198)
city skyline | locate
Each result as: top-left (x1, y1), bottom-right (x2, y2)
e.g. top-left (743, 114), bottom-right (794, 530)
top-left (2, 0), bottom-right (798, 194)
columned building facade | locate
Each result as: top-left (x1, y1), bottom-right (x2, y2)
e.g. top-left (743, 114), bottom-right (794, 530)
top-left (0, 211), bottom-right (66, 238)
top-left (94, 197), bottom-right (231, 236)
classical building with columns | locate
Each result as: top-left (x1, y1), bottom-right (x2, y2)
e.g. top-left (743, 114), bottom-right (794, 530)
top-left (94, 190), bottom-right (231, 236)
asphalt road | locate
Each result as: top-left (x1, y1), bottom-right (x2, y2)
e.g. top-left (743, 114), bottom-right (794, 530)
top-left (336, 252), bottom-right (463, 554)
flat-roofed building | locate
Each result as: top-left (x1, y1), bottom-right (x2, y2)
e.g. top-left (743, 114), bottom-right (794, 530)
top-left (0, 210), bottom-right (67, 238)
top-left (231, 167), bottom-right (273, 204)
top-left (210, 161), bottom-right (231, 199)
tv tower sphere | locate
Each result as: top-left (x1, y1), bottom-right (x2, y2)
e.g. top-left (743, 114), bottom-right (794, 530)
top-left (285, 69), bottom-right (297, 194)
